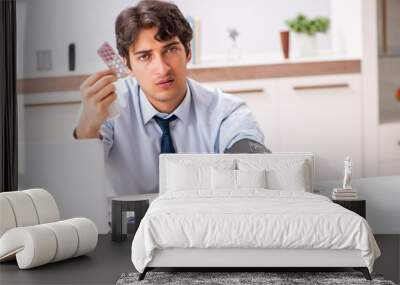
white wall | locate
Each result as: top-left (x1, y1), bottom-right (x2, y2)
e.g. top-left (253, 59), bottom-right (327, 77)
top-left (16, 0), bottom-right (332, 78)
top-left (16, 0), bottom-right (125, 78)
top-left (316, 176), bottom-right (400, 234)
top-left (174, 0), bottom-right (331, 62)
top-left (330, 0), bottom-right (362, 57)
top-left (22, 141), bottom-right (110, 234)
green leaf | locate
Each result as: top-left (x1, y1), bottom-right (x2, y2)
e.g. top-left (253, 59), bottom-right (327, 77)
top-left (285, 14), bottom-right (330, 35)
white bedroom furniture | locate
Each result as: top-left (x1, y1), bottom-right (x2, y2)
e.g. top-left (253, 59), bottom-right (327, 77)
top-left (131, 153), bottom-right (380, 281)
top-left (0, 188), bottom-right (98, 269)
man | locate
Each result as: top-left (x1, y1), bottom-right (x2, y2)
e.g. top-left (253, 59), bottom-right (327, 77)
top-left (73, 0), bottom-right (269, 196)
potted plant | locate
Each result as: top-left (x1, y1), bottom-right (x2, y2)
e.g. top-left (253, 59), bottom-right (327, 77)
top-left (286, 14), bottom-right (330, 57)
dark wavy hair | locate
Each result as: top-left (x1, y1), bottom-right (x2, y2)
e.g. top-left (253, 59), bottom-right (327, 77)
top-left (115, 0), bottom-right (193, 69)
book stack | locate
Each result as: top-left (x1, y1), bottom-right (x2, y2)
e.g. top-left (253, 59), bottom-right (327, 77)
top-left (186, 16), bottom-right (201, 64)
top-left (332, 188), bottom-right (358, 200)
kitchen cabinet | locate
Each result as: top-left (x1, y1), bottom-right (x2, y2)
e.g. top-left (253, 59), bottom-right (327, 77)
top-left (203, 79), bottom-right (279, 151)
top-left (277, 74), bottom-right (363, 180)
top-left (204, 73), bottom-right (363, 181)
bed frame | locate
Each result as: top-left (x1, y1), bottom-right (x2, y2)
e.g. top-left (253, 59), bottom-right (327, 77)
top-left (140, 248), bottom-right (371, 280)
top-left (138, 153), bottom-right (372, 281)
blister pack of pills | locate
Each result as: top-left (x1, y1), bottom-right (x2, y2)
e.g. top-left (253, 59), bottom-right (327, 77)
top-left (97, 41), bottom-right (130, 79)
top-left (97, 42), bottom-right (130, 119)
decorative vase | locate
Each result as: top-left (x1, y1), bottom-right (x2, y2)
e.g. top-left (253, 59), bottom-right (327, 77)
top-left (292, 33), bottom-right (318, 57)
top-left (280, 31), bottom-right (290, 59)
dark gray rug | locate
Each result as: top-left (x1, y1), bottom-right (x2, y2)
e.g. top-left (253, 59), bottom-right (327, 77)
top-left (116, 271), bottom-right (396, 285)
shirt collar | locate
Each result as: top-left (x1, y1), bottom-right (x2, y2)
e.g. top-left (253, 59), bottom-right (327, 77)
top-left (140, 82), bottom-right (191, 125)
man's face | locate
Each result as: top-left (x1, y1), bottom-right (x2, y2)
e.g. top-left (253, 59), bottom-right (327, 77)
top-left (126, 26), bottom-right (191, 110)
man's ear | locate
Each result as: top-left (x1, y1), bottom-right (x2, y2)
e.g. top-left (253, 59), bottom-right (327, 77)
top-left (123, 57), bottom-right (135, 76)
top-left (122, 57), bottom-right (129, 67)
top-left (186, 44), bottom-right (192, 63)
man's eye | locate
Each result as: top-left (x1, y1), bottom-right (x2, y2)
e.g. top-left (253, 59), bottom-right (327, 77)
top-left (138, 54), bottom-right (150, 61)
top-left (167, 47), bottom-right (178, 53)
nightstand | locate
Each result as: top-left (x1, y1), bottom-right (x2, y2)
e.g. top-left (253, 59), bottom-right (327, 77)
top-left (111, 193), bottom-right (158, 242)
top-left (332, 199), bottom-right (366, 219)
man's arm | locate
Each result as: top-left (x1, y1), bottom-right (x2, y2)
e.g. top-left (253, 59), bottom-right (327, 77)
top-left (73, 127), bottom-right (103, 140)
top-left (217, 94), bottom-right (268, 152)
top-left (224, 138), bottom-right (271, 153)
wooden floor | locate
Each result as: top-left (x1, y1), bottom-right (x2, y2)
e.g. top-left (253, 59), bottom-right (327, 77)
top-left (0, 234), bottom-right (398, 285)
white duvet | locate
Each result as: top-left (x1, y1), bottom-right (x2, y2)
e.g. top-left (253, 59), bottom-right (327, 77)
top-left (131, 190), bottom-right (380, 273)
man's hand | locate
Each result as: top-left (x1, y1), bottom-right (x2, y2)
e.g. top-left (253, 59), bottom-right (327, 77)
top-left (75, 69), bottom-right (118, 139)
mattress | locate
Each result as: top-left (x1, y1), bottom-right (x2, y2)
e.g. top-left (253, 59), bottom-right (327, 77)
top-left (131, 190), bottom-right (381, 273)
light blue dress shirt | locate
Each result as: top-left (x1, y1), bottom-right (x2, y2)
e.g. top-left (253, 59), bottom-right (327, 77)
top-left (97, 77), bottom-right (264, 196)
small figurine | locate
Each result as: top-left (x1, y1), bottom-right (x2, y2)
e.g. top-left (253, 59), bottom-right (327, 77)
top-left (227, 28), bottom-right (239, 43)
top-left (342, 156), bottom-right (352, 190)
top-left (227, 28), bottom-right (241, 60)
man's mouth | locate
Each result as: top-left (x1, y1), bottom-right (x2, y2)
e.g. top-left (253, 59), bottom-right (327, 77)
top-left (155, 78), bottom-right (174, 89)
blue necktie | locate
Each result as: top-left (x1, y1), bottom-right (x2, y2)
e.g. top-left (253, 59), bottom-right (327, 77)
top-left (153, 115), bottom-right (178, 153)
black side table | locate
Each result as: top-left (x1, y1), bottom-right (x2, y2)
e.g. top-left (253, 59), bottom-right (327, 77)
top-left (112, 193), bottom-right (158, 242)
top-left (332, 199), bottom-right (366, 219)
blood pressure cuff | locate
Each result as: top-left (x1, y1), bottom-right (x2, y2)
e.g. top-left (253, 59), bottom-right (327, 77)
top-left (224, 139), bottom-right (271, 154)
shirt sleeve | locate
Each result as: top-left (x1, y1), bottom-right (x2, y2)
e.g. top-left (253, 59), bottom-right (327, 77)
top-left (99, 119), bottom-right (114, 159)
top-left (218, 99), bottom-right (265, 153)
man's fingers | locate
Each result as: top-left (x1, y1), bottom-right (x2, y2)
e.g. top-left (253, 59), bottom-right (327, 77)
top-left (80, 69), bottom-right (115, 90)
top-left (100, 92), bottom-right (117, 108)
top-left (85, 75), bottom-right (117, 98)
top-left (94, 83), bottom-right (116, 102)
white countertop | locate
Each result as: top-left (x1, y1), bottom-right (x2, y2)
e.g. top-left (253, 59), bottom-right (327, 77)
top-left (188, 52), bottom-right (360, 69)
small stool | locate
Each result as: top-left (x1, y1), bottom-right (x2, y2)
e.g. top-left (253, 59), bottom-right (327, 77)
top-left (111, 193), bottom-right (158, 242)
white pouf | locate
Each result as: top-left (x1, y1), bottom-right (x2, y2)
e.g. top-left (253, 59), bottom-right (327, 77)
top-left (0, 189), bottom-right (98, 269)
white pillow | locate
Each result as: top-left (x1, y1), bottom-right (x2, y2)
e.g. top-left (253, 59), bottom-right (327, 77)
top-left (211, 168), bottom-right (268, 190)
top-left (166, 159), bottom-right (236, 192)
top-left (211, 168), bottom-right (236, 190)
top-left (266, 163), bottom-right (307, 191)
top-left (236, 169), bottom-right (267, 189)
top-left (237, 158), bottom-right (309, 191)
top-left (167, 162), bottom-right (210, 191)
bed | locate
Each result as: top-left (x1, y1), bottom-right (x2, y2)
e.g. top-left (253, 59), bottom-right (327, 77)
top-left (131, 153), bottom-right (381, 281)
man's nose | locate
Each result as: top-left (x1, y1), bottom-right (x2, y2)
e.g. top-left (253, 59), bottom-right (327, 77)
top-left (153, 54), bottom-right (171, 75)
